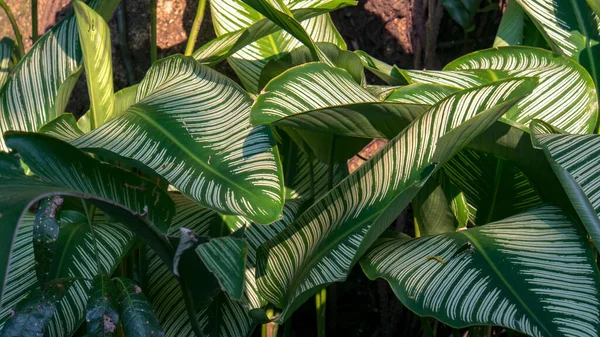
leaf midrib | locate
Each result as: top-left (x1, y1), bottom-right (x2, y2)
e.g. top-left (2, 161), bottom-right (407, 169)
top-left (127, 107), bottom-right (257, 198)
top-left (461, 230), bottom-right (554, 337)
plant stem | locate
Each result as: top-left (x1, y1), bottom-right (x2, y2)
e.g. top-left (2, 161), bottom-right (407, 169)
top-left (316, 287), bottom-right (327, 337)
top-left (262, 307), bottom-right (279, 337)
top-left (180, 277), bottom-right (206, 337)
top-left (0, 0), bottom-right (25, 59)
top-left (150, 0), bottom-right (157, 63)
top-left (420, 317), bottom-right (435, 337)
top-left (31, 0), bottom-right (38, 43)
top-left (117, 1), bottom-right (136, 85)
top-left (184, 0), bottom-right (207, 56)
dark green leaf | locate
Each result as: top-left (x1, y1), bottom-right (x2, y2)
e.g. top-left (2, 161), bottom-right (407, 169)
top-left (115, 278), bottom-right (164, 337)
top-left (86, 275), bottom-right (119, 337)
top-left (32, 196), bottom-right (63, 288)
top-left (196, 237), bottom-right (248, 300)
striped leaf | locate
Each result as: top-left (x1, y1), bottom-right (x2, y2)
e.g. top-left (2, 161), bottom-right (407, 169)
top-left (514, 0), bottom-right (600, 86)
top-left (444, 149), bottom-right (543, 225)
top-left (209, 0), bottom-right (347, 93)
top-left (86, 275), bottom-right (120, 337)
top-left (38, 114), bottom-right (85, 142)
top-left (400, 47), bottom-right (598, 134)
top-left (0, 38), bottom-right (14, 89)
top-left (0, 132), bottom-right (174, 306)
top-left (0, 0), bottom-right (118, 151)
top-left (194, 0), bottom-right (353, 64)
top-left (46, 215), bottom-right (135, 337)
top-left (360, 205), bottom-right (600, 336)
top-left (146, 248), bottom-right (254, 337)
top-left (531, 119), bottom-right (600, 255)
top-left (71, 55), bottom-right (284, 224)
top-left (256, 78), bottom-right (536, 321)
top-left (251, 63), bottom-right (429, 139)
top-left (0, 280), bottom-right (75, 337)
top-left (115, 278), bottom-right (165, 337)
top-left (196, 238), bottom-right (248, 301)
top-left (74, 0), bottom-right (115, 128)
top-left (145, 194), bottom-right (254, 337)
top-left (385, 83), bottom-right (459, 105)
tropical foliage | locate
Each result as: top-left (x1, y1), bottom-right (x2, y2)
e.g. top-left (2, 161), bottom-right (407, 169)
top-left (0, 0), bottom-right (600, 336)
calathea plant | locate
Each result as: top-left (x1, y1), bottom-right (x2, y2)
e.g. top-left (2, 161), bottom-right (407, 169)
top-left (0, 0), bottom-right (600, 336)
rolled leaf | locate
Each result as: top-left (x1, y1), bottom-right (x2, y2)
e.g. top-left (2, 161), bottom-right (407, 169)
top-left (256, 78), bottom-right (536, 321)
top-left (0, 38), bottom-right (14, 88)
top-left (74, 0), bottom-right (115, 127)
top-left (32, 196), bottom-right (64, 288)
top-left (360, 205), bottom-right (600, 336)
top-left (72, 55), bottom-right (284, 224)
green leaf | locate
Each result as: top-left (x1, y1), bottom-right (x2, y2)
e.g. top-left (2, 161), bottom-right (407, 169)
top-left (401, 47), bottom-right (598, 134)
top-left (45, 213), bottom-right (135, 337)
top-left (531, 119), bottom-right (600, 254)
top-left (258, 42), bottom-right (365, 89)
top-left (442, 0), bottom-right (481, 30)
top-left (194, 0), bottom-right (352, 63)
top-left (0, 38), bottom-right (14, 89)
top-left (587, 0), bottom-right (600, 18)
top-left (72, 55), bottom-right (284, 224)
top-left (196, 237), bottom-right (248, 300)
top-left (515, 0), bottom-right (600, 86)
top-left (115, 277), bottom-right (165, 337)
top-left (360, 205), bottom-right (600, 336)
top-left (144, 194), bottom-right (254, 337)
top-left (443, 149), bottom-right (543, 225)
top-left (252, 63), bottom-right (429, 139)
top-left (413, 172), bottom-right (459, 236)
top-left (86, 274), bottom-right (120, 337)
top-left (0, 0), bottom-right (119, 151)
top-left (113, 84), bottom-right (138, 118)
top-left (0, 133), bottom-right (173, 306)
top-left (32, 196), bottom-right (63, 288)
top-left (256, 78), bottom-right (536, 321)
top-left (493, 0), bottom-right (525, 47)
top-left (385, 83), bottom-right (459, 105)
top-left (0, 280), bottom-right (75, 337)
top-left (208, 0), bottom-right (348, 93)
top-left (354, 51), bottom-right (406, 85)
top-left (74, 0), bottom-right (115, 128)
top-left (38, 114), bottom-right (85, 141)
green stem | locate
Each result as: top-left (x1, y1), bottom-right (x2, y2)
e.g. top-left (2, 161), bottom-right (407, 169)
top-left (150, 0), bottom-right (157, 63)
top-left (0, 0), bottom-right (25, 59)
top-left (184, 0), bottom-right (207, 56)
top-left (180, 277), bottom-right (206, 337)
top-left (420, 318), bottom-right (435, 337)
top-left (316, 288), bottom-right (327, 337)
top-left (262, 307), bottom-right (279, 337)
top-left (31, 0), bottom-right (38, 43)
top-left (81, 200), bottom-right (103, 273)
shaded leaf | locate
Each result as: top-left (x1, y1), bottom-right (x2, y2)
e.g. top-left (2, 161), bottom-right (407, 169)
top-left (115, 278), bottom-right (164, 337)
top-left (86, 274), bottom-right (120, 337)
top-left (197, 237), bottom-right (248, 300)
top-left (32, 196), bottom-right (63, 288)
